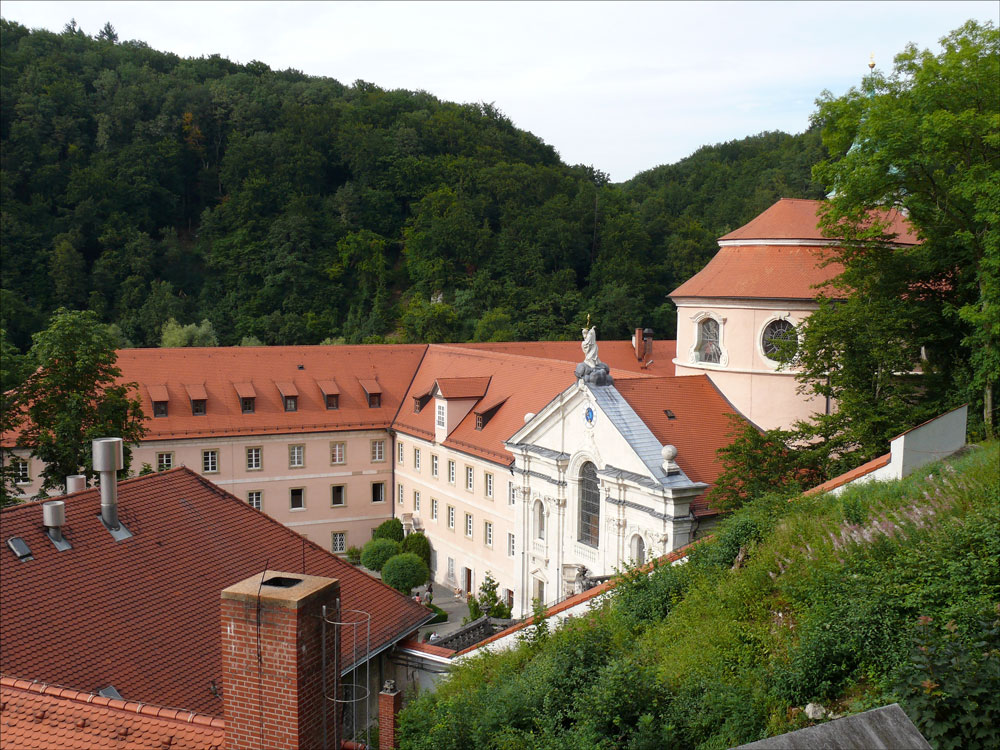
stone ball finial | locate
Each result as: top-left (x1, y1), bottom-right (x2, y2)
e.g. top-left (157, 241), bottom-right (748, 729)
top-left (661, 444), bottom-right (680, 476)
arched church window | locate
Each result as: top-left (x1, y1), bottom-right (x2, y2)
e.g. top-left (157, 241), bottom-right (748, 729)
top-left (761, 319), bottom-right (797, 362)
top-left (696, 318), bottom-right (721, 363)
top-left (630, 534), bottom-right (646, 565)
top-left (534, 500), bottom-right (545, 540)
top-left (578, 462), bottom-right (600, 548)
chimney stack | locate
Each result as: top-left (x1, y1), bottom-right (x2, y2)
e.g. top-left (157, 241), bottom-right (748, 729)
top-left (92, 438), bottom-right (123, 530)
top-left (379, 680), bottom-right (403, 750)
top-left (65, 474), bottom-right (86, 494)
top-left (221, 571), bottom-right (340, 750)
top-left (634, 328), bottom-right (644, 361)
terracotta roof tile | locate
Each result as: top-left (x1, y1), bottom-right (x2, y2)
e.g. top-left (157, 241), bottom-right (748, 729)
top-left (114, 345), bottom-right (426, 442)
top-left (718, 198), bottom-right (918, 244)
top-left (456, 340), bottom-right (676, 376)
top-left (146, 385), bottom-right (168, 402)
top-left (670, 244), bottom-right (844, 300)
top-left (0, 677), bottom-right (225, 750)
top-left (435, 377), bottom-right (491, 399)
top-left (0, 469), bottom-right (431, 717)
top-left (184, 383), bottom-right (208, 401)
top-left (613, 376), bottom-right (743, 515)
top-left (803, 453), bottom-right (891, 496)
top-left (274, 380), bottom-right (298, 397)
top-left (316, 379), bottom-right (340, 395)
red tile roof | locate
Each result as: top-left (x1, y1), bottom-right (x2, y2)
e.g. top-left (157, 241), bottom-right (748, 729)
top-left (803, 453), bottom-right (891, 496)
top-left (614, 376), bottom-right (743, 515)
top-left (718, 198), bottom-right (918, 245)
top-left (395, 347), bottom-right (651, 464)
top-left (435, 377), bottom-right (491, 399)
top-left (673, 198), bottom-right (919, 300)
top-left (457, 339), bottom-right (677, 377)
top-left (116, 345), bottom-right (426, 442)
top-left (0, 677), bottom-right (225, 750)
top-left (0, 469), bottom-right (431, 716)
top-left (670, 244), bottom-right (844, 300)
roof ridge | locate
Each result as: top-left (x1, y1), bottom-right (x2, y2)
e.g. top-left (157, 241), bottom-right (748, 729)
top-left (0, 675), bottom-right (226, 728)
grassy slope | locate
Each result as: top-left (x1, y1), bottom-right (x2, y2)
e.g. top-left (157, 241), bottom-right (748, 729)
top-left (398, 443), bottom-right (999, 749)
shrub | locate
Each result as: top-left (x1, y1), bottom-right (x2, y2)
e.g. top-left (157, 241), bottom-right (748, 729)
top-left (361, 538), bottom-right (401, 572)
top-left (467, 572), bottom-right (511, 620)
top-left (382, 552), bottom-right (430, 594)
top-left (402, 531), bottom-right (432, 568)
top-left (373, 518), bottom-right (405, 542)
top-left (345, 545), bottom-right (362, 565)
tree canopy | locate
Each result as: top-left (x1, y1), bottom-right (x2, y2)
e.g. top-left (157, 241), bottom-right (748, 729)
top-left (1, 18), bottom-right (824, 350)
top-left (804, 20), bottom-right (999, 446)
top-left (7, 309), bottom-right (146, 498)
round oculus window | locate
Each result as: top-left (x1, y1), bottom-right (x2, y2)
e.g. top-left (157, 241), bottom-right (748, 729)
top-left (761, 319), bottom-right (796, 361)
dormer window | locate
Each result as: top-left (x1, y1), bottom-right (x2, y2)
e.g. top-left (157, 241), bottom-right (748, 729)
top-left (359, 379), bottom-right (382, 409)
top-left (326, 394), bottom-right (339, 410)
top-left (436, 403), bottom-right (446, 428)
top-left (191, 399), bottom-right (207, 416)
top-left (184, 384), bottom-right (208, 416)
top-left (235, 382), bottom-right (256, 414)
top-left (413, 390), bottom-right (432, 413)
top-left (473, 397), bottom-right (506, 431)
top-left (153, 401), bottom-right (168, 418)
top-left (475, 414), bottom-right (484, 430)
top-left (317, 380), bottom-right (340, 411)
top-left (275, 382), bottom-right (299, 413)
top-left (241, 397), bottom-right (255, 414)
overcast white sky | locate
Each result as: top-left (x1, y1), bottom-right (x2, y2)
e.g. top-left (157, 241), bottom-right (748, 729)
top-left (4, 1), bottom-right (997, 182)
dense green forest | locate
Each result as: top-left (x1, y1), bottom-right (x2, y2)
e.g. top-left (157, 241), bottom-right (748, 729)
top-left (0, 19), bottom-right (826, 351)
top-left (399, 444), bottom-right (1000, 749)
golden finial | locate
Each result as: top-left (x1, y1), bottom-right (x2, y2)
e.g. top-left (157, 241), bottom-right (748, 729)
top-left (869, 53), bottom-right (875, 71)
top-left (586, 313), bottom-right (591, 327)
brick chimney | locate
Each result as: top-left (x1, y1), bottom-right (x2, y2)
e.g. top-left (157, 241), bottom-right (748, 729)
top-left (221, 571), bottom-right (340, 750)
top-left (379, 680), bottom-right (402, 750)
top-left (634, 328), bottom-right (644, 361)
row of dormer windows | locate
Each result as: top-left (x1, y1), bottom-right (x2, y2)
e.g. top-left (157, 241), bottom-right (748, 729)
top-left (150, 390), bottom-right (382, 417)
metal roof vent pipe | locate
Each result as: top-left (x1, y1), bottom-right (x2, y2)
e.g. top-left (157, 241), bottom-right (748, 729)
top-left (43, 501), bottom-right (72, 551)
top-left (66, 474), bottom-right (86, 494)
top-left (92, 437), bottom-right (132, 541)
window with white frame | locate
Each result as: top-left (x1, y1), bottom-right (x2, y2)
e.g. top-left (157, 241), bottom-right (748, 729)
top-left (413, 490), bottom-right (420, 511)
top-left (485, 473), bottom-right (493, 498)
top-left (414, 448), bottom-right (421, 470)
top-left (246, 446), bottom-right (262, 471)
top-left (431, 498), bottom-right (438, 520)
top-left (398, 483), bottom-right (404, 506)
top-left (157, 452), bottom-right (173, 472)
top-left (371, 440), bottom-right (385, 462)
top-left (448, 505), bottom-right (455, 529)
top-left (289, 444), bottom-right (305, 468)
top-left (371, 482), bottom-right (385, 503)
top-left (247, 490), bottom-right (262, 510)
top-left (578, 462), bottom-right (600, 548)
top-left (465, 466), bottom-right (474, 491)
top-left (331, 531), bottom-right (346, 553)
top-left (508, 481), bottom-right (517, 505)
top-left (447, 557), bottom-right (455, 581)
top-left (330, 442), bottom-right (345, 465)
top-left (436, 402), bottom-right (446, 428)
top-left (507, 532), bottom-right (515, 557)
top-left (290, 488), bottom-right (304, 510)
top-left (13, 458), bottom-right (29, 484)
top-left (484, 521), bottom-right (493, 547)
top-left (331, 485), bottom-right (345, 507)
top-left (202, 450), bottom-right (218, 474)
top-left (465, 513), bottom-right (473, 538)
top-left (398, 441), bottom-right (404, 464)
top-left (534, 499), bottom-right (545, 540)
top-left (431, 454), bottom-right (439, 477)
top-left (448, 460), bottom-right (456, 483)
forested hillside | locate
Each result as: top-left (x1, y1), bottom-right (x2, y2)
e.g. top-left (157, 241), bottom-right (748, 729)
top-left (0, 19), bottom-right (826, 352)
top-left (399, 443), bottom-right (1000, 749)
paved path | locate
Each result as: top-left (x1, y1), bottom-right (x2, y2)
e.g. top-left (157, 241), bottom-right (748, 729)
top-left (411, 584), bottom-right (470, 641)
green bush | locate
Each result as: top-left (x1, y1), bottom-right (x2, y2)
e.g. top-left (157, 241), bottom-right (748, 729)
top-left (361, 538), bottom-right (402, 572)
top-left (373, 518), bottom-right (405, 542)
top-left (382, 552), bottom-right (430, 594)
top-left (345, 545), bottom-right (362, 565)
top-left (402, 531), bottom-right (432, 568)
